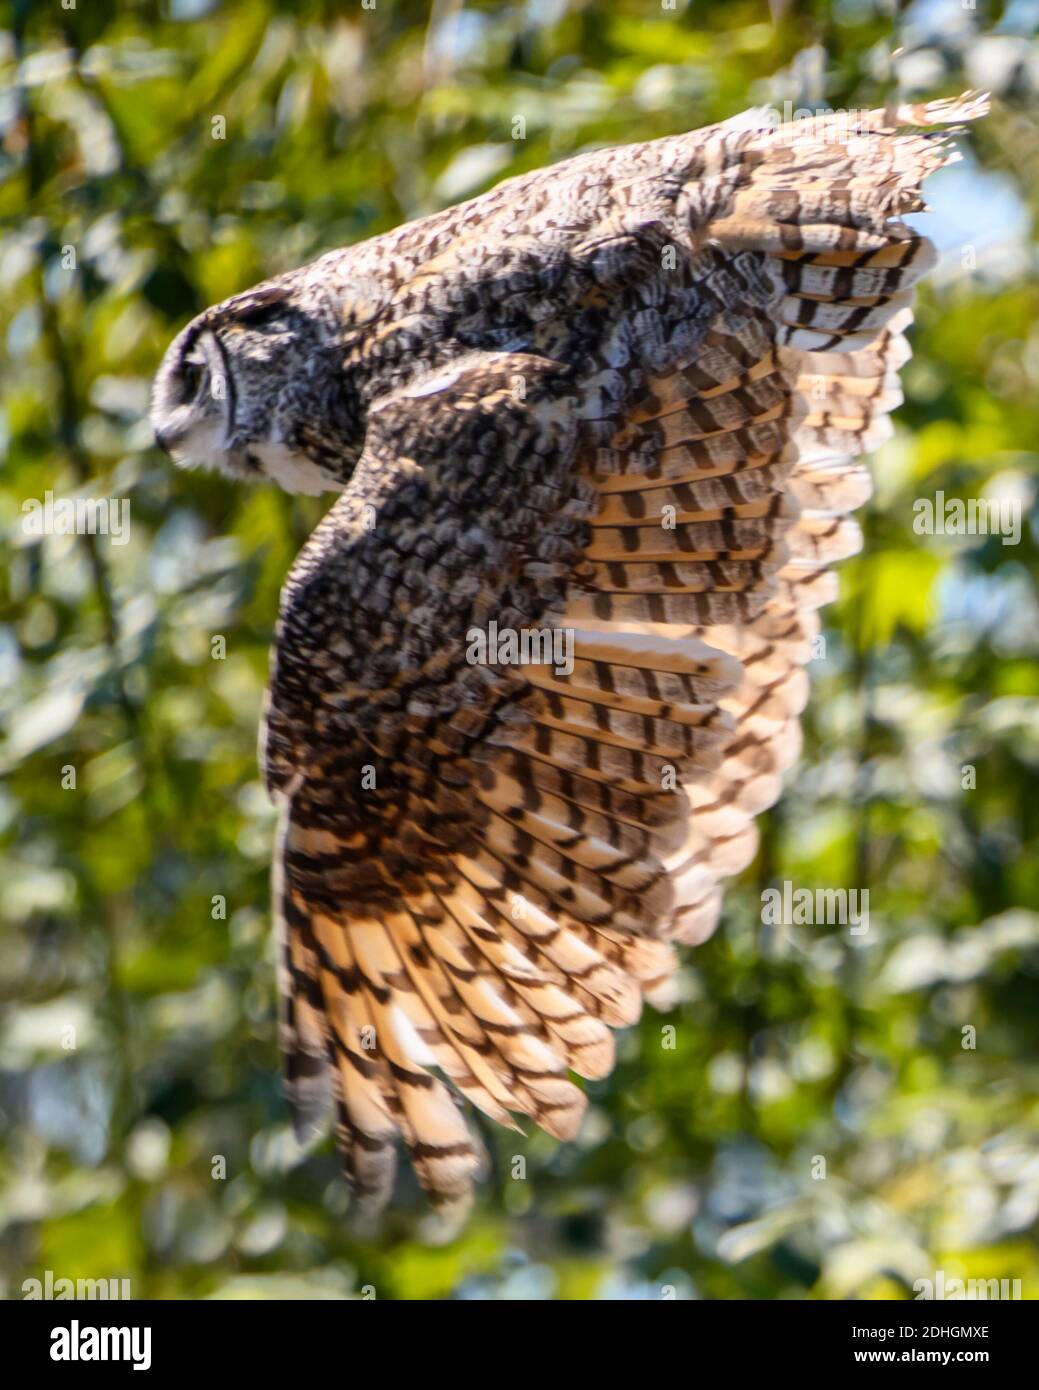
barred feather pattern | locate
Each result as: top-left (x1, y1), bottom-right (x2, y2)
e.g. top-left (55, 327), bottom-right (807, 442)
top-left (187, 94), bottom-right (987, 1215)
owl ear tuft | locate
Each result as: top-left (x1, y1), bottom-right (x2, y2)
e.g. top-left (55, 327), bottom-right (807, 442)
top-left (223, 280), bottom-right (294, 328)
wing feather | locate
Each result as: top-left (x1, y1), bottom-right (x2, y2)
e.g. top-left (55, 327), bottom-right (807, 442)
top-left (265, 93), bottom-right (987, 1211)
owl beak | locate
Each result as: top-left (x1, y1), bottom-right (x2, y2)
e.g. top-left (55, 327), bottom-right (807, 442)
top-left (153, 423), bottom-right (176, 457)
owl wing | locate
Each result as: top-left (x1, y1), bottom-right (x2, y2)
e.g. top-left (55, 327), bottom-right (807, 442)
top-left (263, 95), bottom-right (985, 1215)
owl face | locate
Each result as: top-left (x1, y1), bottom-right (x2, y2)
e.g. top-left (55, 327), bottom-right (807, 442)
top-left (150, 278), bottom-right (360, 495)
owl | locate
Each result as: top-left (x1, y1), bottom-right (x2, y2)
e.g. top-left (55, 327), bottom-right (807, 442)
top-left (151, 93), bottom-right (987, 1216)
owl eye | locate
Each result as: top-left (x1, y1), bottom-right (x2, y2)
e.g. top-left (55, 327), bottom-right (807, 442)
top-left (180, 357), bottom-right (206, 403)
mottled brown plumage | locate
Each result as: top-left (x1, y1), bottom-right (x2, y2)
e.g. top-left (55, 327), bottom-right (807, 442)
top-left (151, 93), bottom-right (988, 1215)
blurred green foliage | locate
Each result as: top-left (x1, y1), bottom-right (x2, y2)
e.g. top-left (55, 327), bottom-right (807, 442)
top-left (1, 0), bottom-right (1038, 1300)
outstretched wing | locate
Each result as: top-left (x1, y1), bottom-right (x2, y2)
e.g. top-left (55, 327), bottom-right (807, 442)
top-left (263, 95), bottom-right (986, 1215)
top-left (264, 352), bottom-right (603, 1212)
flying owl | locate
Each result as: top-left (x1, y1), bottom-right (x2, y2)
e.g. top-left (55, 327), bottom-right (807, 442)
top-left (151, 93), bottom-right (988, 1216)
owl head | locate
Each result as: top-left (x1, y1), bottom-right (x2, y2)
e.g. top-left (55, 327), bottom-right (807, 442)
top-left (150, 274), bottom-right (362, 495)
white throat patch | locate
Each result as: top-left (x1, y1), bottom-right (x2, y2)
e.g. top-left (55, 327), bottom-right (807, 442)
top-left (250, 442), bottom-right (340, 496)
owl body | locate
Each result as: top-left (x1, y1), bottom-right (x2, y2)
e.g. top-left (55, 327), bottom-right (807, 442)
top-left (152, 94), bottom-right (987, 1214)
top-left (264, 147), bottom-right (761, 890)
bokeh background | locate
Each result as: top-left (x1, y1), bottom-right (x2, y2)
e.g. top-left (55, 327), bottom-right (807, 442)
top-left (2, 0), bottom-right (1038, 1300)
